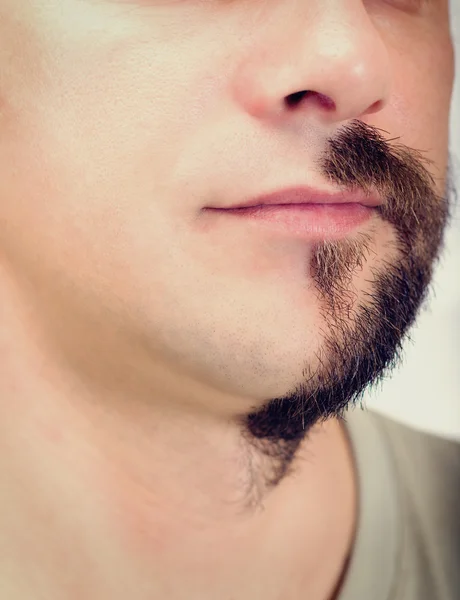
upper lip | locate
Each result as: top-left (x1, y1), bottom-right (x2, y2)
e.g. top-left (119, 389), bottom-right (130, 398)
top-left (210, 186), bottom-right (383, 210)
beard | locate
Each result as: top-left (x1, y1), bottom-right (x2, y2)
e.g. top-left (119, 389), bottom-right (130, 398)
top-left (239, 120), bottom-right (452, 493)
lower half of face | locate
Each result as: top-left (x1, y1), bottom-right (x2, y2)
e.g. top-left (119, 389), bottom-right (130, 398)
top-left (0, 1), bottom-right (454, 436)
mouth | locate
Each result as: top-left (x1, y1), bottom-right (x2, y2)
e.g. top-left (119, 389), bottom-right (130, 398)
top-left (209, 186), bottom-right (383, 211)
top-left (202, 186), bottom-right (382, 240)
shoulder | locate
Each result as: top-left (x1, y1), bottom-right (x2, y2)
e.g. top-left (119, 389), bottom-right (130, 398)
top-left (368, 410), bottom-right (460, 599)
top-left (370, 410), bottom-right (460, 502)
top-left (340, 408), bottom-right (460, 600)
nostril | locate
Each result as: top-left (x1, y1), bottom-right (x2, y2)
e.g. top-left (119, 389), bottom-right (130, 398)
top-left (315, 93), bottom-right (336, 110)
top-left (285, 90), bottom-right (336, 111)
top-left (285, 90), bottom-right (309, 107)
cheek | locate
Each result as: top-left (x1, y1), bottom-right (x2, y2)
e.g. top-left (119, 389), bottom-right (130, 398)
top-left (16, 29), bottom-right (231, 219)
top-left (1, 46), bottom-right (197, 250)
top-left (386, 33), bottom-right (454, 184)
top-left (0, 21), bottom-right (236, 319)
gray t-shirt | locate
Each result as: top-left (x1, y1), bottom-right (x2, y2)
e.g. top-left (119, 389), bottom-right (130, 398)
top-left (339, 408), bottom-right (460, 600)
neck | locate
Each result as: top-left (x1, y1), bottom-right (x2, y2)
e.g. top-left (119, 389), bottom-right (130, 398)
top-left (0, 274), bottom-right (357, 600)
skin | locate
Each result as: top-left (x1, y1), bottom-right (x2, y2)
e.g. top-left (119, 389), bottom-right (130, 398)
top-left (0, 0), bottom-right (455, 599)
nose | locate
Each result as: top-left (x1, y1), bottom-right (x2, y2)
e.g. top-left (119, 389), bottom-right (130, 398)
top-left (233, 1), bottom-right (392, 125)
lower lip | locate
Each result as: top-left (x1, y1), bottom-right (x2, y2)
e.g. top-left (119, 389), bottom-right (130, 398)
top-left (205, 203), bottom-right (376, 239)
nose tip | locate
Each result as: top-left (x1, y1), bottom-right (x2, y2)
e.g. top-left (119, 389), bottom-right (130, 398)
top-left (283, 56), bottom-right (390, 123)
top-left (308, 42), bottom-right (392, 123)
top-left (233, 8), bottom-right (392, 125)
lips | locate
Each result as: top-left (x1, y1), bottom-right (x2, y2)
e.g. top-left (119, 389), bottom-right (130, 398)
top-left (202, 186), bottom-right (382, 241)
top-left (205, 186), bottom-right (383, 211)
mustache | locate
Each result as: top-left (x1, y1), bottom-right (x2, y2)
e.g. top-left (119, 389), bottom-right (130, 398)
top-left (311, 119), bottom-right (450, 309)
top-left (318, 119), bottom-right (449, 240)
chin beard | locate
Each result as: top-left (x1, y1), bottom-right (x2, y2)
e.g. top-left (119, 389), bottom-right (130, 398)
top-left (237, 121), bottom-right (451, 499)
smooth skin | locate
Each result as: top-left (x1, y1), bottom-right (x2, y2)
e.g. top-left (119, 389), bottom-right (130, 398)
top-left (0, 1), bottom-right (454, 599)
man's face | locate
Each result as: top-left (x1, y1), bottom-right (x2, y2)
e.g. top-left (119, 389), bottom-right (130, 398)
top-left (0, 0), bottom-right (454, 470)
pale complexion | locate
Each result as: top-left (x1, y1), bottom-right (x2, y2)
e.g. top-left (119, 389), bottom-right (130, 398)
top-left (0, 0), bottom-right (454, 599)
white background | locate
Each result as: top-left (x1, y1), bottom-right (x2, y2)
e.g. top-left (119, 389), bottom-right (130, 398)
top-left (365, 1), bottom-right (460, 440)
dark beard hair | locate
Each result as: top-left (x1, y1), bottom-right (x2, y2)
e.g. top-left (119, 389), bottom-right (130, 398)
top-left (239, 120), bottom-right (452, 497)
